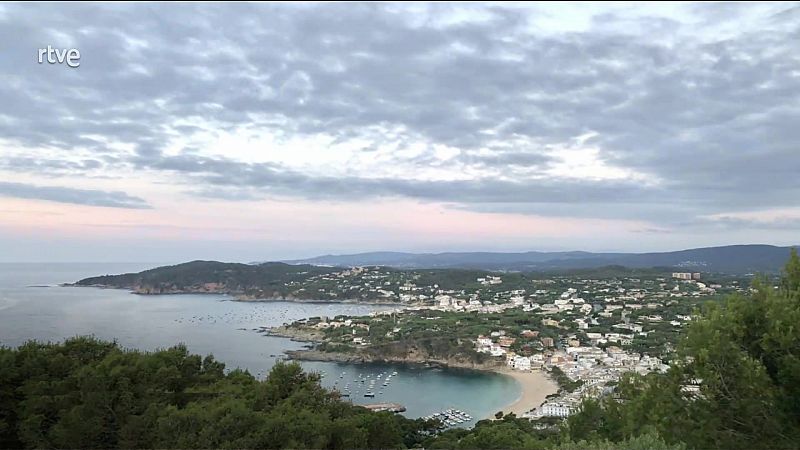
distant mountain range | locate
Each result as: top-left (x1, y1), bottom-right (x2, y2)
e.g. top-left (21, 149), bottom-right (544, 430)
top-left (282, 244), bottom-right (798, 274)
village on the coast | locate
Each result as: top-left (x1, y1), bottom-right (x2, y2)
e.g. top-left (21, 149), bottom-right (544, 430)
top-left (279, 266), bottom-right (747, 419)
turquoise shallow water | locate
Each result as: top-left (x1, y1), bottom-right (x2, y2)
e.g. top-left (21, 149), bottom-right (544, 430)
top-left (0, 263), bottom-right (520, 425)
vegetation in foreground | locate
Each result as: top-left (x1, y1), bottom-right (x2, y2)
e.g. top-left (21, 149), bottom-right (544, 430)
top-left (0, 337), bottom-right (679, 450)
top-left (0, 337), bottom-right (430, 449)
top-left (1, 251), bottom-right (798, 449)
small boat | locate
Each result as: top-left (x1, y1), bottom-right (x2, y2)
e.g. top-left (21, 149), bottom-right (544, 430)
top-left (364, 392), bottom-right (375, 397)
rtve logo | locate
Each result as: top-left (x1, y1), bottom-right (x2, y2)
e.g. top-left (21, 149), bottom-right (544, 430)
top-left (38, 46), bottom-right (80, 68)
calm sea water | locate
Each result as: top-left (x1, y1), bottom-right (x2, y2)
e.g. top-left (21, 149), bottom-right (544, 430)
top-left (0, 263), bottom-right (519, 425)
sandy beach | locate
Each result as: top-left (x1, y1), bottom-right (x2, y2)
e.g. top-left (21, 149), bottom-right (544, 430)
top-left (494, 369), bottom-right (559, 417)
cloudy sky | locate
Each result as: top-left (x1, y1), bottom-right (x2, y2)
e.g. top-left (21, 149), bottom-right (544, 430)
top-left (1, 2), bottom-right (799, 262)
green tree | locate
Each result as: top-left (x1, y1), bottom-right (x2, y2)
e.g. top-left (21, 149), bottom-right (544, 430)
top-left (554, 430), bottom-right (685, 450)
top-left (0, 338), bottom-right (413, 449)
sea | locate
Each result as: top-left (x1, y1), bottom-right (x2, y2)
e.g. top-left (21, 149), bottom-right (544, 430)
top-left (0, 263), bottom-right (520, 426)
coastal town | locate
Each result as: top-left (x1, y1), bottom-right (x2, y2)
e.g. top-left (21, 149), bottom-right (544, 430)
top-left (273, 267), bottom-right (749, 420)
top-left (76, 258), bottom-right (752, 422)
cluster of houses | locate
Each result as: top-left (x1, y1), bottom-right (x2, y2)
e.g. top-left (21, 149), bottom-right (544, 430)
top-left (475, 330), bottom-right (526, 358)
top-left (291, 268), bottom-right (743, 422)
top-left (406, 274), bottom-right (728, 340)
top-left (312, 317), bottom-right (373, 331)
top-left (527, 345), bottom-right (668, 419)
top-left (309, 317), bottom-right (373, 346)
top-left (293, 267), bottom-right (414, 302)
top-left (477, 276), bottom-right (503, 285)
top-left (428, 295), bottom-right (515, 313)
top-left (286, 261), bottom-right (739, 312)
top-left (474, 328), bottom-right (670, 419)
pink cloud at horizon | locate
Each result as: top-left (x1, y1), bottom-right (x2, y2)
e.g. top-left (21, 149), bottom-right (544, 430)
top-left (1, 195), bottom-right (646, 248)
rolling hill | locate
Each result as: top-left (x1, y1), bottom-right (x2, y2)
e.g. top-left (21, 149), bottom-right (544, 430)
top-left (282, 244), bottom-right (797, 273)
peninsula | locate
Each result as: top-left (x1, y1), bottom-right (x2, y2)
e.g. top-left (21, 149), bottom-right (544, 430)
top-left (72, 260), bottom-right (396, 303)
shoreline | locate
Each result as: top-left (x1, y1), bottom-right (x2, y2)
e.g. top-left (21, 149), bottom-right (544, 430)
top-left (65, 285), bottom-right (406, 306)
top-left (284, 348), bottom-right (558, 419)
top-left (491, 367), bottom-right (559, 418)
top-left (233, 297), bottom-right (405, 306)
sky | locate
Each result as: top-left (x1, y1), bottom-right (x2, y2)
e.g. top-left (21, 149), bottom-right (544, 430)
top-left (1, 2), bottom-right (799, 262)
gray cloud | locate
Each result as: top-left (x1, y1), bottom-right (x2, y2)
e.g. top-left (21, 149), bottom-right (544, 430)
top-left (1, 156), bottom-right (105, 177)
top-left (684, 215), bottom-right (800, 231)
top-left (631, 227), bottom-right (673, 234)
top-left (132, 152), bottom-right (653, 205)
top-left (0, 3), bottom-right (799, 226)
top-left (0, 182), bottom-right (151, 209)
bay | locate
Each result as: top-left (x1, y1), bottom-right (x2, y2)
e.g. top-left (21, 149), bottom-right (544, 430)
top-left (0, 263), bottom-right (520, 426)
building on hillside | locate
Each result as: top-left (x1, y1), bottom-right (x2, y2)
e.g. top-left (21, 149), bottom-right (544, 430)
top-left (498, 336), bottom-right (516, 347)
top-left (537, 402), bottom-right (574, 418)
top-left (672, 272), bottom-right (701, 280)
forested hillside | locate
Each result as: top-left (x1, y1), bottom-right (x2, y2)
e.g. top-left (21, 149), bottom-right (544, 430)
top-left (286, 245), bottom-right (796, 273)
top-left (74, 261), bottom-right (339, 298)
top-left (0, 338), bottom-right (429, 449)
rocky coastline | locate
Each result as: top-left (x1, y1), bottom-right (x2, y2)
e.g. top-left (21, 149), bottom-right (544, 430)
top-left (262, 325), bottom-right (327, 343)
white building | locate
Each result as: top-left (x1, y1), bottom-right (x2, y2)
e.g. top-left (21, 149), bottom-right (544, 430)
top-left (436, 295), bottom-right (452, 307)
top-left (508, 355), bottom-right (532, 371)
top-left (537, 402), bottom-right (574, 418)
top-left (489, 345), bottom-right (507, 357)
